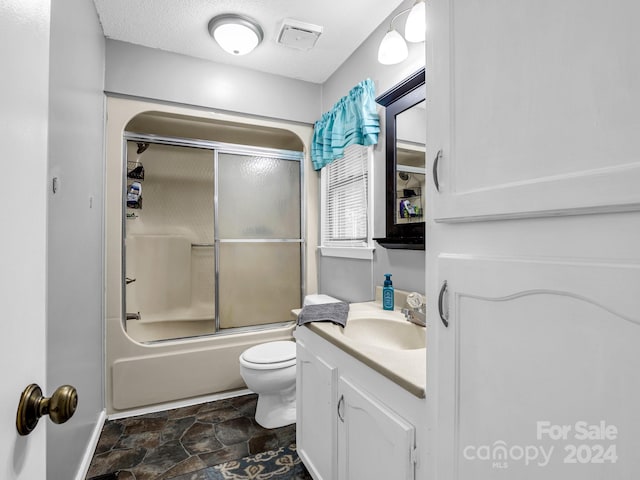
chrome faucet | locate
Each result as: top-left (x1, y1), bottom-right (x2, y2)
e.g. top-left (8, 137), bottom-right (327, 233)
top-left (126, 312), bottom-right (141, 321)
top-left (402, 292), bottom-right (426, 327)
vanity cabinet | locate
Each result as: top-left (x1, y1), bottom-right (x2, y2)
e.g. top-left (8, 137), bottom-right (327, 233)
top-left (295, 329), bottom-right (420, 480)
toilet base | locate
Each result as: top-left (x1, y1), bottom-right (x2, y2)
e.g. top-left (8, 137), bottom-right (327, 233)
top-left (254, 385), bottom-right (296, 429)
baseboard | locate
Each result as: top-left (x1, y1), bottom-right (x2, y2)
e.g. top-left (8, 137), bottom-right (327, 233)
top-left (75, 409), bottom-right (107, 480)
top-left (108, 388), bottom-right (252, 420)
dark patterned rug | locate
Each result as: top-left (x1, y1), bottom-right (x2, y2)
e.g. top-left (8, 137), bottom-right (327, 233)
top-left (167, 444), bottom-right (312, 480)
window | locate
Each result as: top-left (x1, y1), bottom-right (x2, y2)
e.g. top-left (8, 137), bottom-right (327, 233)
top-left (320, 144), bottom-right (374, 259)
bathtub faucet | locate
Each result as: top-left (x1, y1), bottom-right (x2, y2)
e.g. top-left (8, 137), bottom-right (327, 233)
top-left (126, 312), bottom-right (141, 321)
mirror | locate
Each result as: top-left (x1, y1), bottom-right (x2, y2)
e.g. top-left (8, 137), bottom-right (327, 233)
top-left (375, 68), bottom-right (426, 249)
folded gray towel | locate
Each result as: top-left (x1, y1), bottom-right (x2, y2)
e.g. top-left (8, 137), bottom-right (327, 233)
top-left (297, 302), bottom-right (349, 327)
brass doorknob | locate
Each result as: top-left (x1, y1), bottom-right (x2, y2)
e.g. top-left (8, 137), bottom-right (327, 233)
top-left (16, 383), bottom-right (78, 436)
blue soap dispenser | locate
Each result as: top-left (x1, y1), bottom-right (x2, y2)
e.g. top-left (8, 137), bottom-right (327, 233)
top-left (383, 274), bottom-right (394, 310)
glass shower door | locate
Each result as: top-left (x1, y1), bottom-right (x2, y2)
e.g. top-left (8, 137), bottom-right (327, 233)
top-left (122, 136), bottom-right (304, 343)
top-left (216, 152), bottom-right (302, 330)
top-left (124, 141), bottom-right (216, 341)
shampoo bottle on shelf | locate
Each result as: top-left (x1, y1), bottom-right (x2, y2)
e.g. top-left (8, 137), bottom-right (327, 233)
top-left (383, 274), bottom-right (394, 310)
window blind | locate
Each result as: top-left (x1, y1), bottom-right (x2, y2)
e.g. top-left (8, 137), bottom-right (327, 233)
top-left (323, 144), bottom-right (369, 247)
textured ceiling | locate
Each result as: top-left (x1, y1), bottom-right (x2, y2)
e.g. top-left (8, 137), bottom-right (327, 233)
top-left (93, 0), bottom-right (405, 84)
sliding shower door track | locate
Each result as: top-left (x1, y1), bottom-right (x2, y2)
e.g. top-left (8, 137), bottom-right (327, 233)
top-left (139, 321), bottom-right (297, 346)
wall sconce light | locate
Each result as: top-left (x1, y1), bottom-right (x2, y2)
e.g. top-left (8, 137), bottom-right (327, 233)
top-left (377, 0), bottom-right (426, 65)
top-left (208, 14), bottom-right (264, 56)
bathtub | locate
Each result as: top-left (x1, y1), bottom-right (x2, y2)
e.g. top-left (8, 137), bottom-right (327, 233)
top-left (106, 315), bottom-right (295, 413)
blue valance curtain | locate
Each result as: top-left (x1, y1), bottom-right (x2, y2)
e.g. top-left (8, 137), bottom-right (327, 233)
top-left (311, 78), bottom-right (380, 171)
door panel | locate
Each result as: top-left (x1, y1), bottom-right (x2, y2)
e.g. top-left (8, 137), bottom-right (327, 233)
top-left (338, 376), bottom-right (415, 480)
top-left (296, 341), bottom-right (337, 480)
top-left (216, 152), bottom-right (303, 330)
top-left (218, 242), bottom-right (301, 329)
top-left (429, 0), bottom-right (640, 222)
top-left (0, 0), bottom-right (50, 478)
top-left (437, 255), bottom-right (640, 479)
top-left (217, 153), bottom-right (301, 239)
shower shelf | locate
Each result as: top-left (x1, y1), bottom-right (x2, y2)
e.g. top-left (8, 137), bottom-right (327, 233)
top-left (127, 161), bottom-right (145, 180)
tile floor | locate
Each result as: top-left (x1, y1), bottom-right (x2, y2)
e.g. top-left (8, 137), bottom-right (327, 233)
top-left (86, 394), bottom-right (311, 480)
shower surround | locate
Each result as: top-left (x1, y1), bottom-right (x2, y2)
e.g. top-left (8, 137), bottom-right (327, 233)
top-left (105, 97), bottom-right (318, 414)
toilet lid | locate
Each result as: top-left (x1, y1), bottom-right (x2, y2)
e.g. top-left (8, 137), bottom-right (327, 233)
top-left (241, 341), bottom-right (296, 364)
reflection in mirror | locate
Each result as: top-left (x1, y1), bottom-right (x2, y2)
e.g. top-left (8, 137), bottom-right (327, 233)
top-left (395, 100), bottom-right (426, 225)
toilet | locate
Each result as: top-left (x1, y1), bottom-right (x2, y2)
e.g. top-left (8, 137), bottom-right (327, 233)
top-left (239, 295), bottom-right (340, 429)
top-left (239, 340), bottom-right (297, 429)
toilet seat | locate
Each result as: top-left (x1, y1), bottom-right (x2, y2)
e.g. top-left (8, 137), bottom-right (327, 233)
top-left (240, 341), bottom-right (296, 370)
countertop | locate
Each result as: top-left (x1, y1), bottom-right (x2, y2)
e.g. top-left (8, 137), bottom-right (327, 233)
top-left (293, 301), bottom-right (426, 398)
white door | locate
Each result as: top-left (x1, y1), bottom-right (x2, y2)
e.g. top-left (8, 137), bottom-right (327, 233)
top-left (338, 376), bottom-right (415, 480)
top-left (0, 0), bottom-right (51, 478)
top-left (435, 255), bottom-right (640, 479)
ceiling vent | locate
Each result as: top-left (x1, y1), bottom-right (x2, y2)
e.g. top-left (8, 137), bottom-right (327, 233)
top-left (277, 18), bottom-right (323, 51)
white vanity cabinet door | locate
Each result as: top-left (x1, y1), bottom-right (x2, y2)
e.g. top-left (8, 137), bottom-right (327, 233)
top-left (337, 376), bottom-right (415, 480)
top-left (428, 0), bottom-right (640, 223)
top-left (296, 339), bottom-right (338, 480)
top-left (434, 255), bottom-right (640, 479)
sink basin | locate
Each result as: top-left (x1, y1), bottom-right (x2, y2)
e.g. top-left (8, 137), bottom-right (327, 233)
top-left (340, 317), bottom-right (426, 350)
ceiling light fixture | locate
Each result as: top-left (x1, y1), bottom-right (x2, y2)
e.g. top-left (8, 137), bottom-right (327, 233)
top-left (208, 14), bottom-right (264, 56)
top-left (377, 0), bottom-right (426, 65)
top-left (404, 0), bottom-right (426, 43)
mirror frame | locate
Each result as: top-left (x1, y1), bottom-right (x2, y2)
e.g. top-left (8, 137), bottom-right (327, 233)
top-left (374, 67), bottom-right (426, 250)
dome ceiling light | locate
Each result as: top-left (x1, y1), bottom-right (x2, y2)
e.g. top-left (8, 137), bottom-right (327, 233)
top-left (208, 14), bottom-right (264, 56)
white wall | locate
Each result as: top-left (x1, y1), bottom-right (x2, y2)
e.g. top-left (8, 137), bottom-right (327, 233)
top-left (105, 40), bottom-right (322, 124)
top-left (46, 0), bottom-right (105, 478)
top-left (318, 0), bottom-right (426, 301)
